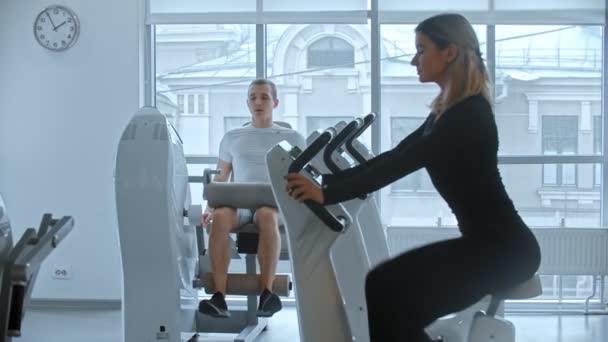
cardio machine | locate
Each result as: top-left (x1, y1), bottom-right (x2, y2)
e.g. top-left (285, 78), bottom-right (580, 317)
top-left (0, 194), bottom-right (74, 342)
top-left (266, 116), bottom-right (542, 342)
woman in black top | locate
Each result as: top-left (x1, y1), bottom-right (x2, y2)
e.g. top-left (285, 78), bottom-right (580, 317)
top-left (285, 13), bottom-right (541, 342)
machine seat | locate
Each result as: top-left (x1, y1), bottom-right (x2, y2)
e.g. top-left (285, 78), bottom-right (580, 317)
top-left (494, 274), bottom-right (542, 301)
top-left (234, 223), bottom-right (289, 260)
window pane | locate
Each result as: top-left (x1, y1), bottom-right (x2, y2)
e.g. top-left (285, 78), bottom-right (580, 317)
top-left (177, 94), bottom-right (184, 114)
top-left (543, 164), bottom-right (558, 185)
top-left (267, 24), bottom-right (371, 146)
top-left (562, 164), bottom-right (577, 185)
top-left (197, 94), bottom-right (206, 114)
top-left (156, 24), bottom-right (256, 155)
top-left (187, 94), bottom-right (195, 114)
top-left (495, 25), bottom-right (603, 156)
top-left (535, 275), bottom-right (597, 302)
top-left (500, 164), bottom-right (601, 227)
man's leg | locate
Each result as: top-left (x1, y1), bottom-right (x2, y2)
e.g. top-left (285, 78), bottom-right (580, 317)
top-left (208, 207), bottom-right (239, 294)
top-left (199, 207), bottom-right (239, 318)
top-left (254, 206), bottom-right (282, 317)
top-left (255, 206), bottom-right (281, 291)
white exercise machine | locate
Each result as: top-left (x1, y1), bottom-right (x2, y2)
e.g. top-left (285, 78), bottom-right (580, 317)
top-left (0, 194), bottom-right (74, 342)
top-left (266, 117), bottom-right (542, 342)
top-left (115, 106), bottom-right (201, 342)
top-left (305, 114), bottom-right (389, 341)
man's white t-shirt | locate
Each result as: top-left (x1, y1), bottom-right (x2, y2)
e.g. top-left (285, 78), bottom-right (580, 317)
top-left (219, 123), bottom-right (305, 183)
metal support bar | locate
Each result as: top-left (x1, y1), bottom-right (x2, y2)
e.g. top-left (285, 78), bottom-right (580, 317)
top-left (585, 276), bottom-right (599, 314)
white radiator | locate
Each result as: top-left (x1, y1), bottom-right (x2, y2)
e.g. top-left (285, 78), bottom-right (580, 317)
top-left (386, 227), bottom-right (608, 276)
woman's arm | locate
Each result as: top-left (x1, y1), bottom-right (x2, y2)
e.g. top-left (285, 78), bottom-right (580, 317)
top-left (322, 115), bottom-right (430, 182)
top-left (322, 133), bottom-right (431, 204)
top-left (322, 96), bottom-right (492, 205)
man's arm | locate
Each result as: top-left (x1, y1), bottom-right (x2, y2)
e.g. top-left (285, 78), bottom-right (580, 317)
top-left (202, 159), bottom-right (233, 224)
top-left (213, 159), bottom-right (233, 183)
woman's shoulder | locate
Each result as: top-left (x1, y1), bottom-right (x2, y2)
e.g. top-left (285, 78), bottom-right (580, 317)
top-left (457, 94), bottom-right (492, 111)
top-left (439, 94), bottom-right (495, 130)
top-left (446, 94), bottom-right (493, 119)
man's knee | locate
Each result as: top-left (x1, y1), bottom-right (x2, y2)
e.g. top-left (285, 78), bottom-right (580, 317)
top-left (255, 207), bottom-right (279, 230)
top-left (211, 207), bottom-right (237, 234)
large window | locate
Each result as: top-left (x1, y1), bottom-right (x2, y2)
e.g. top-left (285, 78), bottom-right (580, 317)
top-left (149, 1), bottom-right (606, 312)
top-left (493, 25), bottom-right (603, 228)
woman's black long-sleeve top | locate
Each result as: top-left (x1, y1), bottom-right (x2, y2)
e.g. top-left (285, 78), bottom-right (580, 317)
top-left (321, 94), bottom-right (522, 236)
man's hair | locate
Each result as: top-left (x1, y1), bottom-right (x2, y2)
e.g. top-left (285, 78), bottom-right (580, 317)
top-left (248, 79), bottom-right (278, 100)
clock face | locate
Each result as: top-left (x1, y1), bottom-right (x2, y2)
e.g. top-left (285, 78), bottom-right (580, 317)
top-left (34, 5), bottom-right (79, 51)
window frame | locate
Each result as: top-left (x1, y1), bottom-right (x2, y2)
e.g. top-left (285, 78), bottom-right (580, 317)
top-left (145, 2), bottom-right (608, 312)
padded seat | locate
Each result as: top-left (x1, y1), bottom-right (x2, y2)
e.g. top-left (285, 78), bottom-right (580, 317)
top-left (481, 274), bottom-right (543, 318)
top-left (495, 274), bottom-right (542, 301)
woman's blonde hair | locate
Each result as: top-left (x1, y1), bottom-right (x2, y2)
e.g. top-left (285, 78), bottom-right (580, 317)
top-left (415, 13), bottom-right (492, 117)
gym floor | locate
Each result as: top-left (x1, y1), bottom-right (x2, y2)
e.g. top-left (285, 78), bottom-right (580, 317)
top-left (16, 305), bottom-right (608, 342)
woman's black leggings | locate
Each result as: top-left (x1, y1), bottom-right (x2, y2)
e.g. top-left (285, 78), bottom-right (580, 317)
top-left (365, 226), bottom-right (540, 342)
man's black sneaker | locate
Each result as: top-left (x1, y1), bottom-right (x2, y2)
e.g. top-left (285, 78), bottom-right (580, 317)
top-left (198, 292), bottom-right (230, 318)
top-left (257, 288), bottom-right (282, 317)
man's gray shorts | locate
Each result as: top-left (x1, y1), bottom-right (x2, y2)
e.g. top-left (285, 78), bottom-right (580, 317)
top-left (236, 208), bottom-right (283, 228)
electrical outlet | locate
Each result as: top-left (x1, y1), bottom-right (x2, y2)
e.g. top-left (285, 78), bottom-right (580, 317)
top-left (52, 265), bottom-right (72, 280)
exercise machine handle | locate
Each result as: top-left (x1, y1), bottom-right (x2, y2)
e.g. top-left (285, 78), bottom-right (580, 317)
top-left (288, 129), bottom-right (347, 233)
top-left (323, 119), bottom-right (361, 174)
top-left (345, 112), bottom-right (376, 164)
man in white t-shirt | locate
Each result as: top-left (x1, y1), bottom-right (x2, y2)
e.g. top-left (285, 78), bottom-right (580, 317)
top-left (199, 79), bottom-right (304, 318)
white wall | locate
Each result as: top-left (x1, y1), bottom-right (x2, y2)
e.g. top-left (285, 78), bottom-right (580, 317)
top-left (0, 0), bottom-right (142, 300)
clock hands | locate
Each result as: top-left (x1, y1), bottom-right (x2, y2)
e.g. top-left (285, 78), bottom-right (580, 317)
top-left (54, 21), bottom-right (67, 31)
top-left (45, 10), bottom-right (68, 32)
top-left (45, 11), bottom-right (57, 30)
